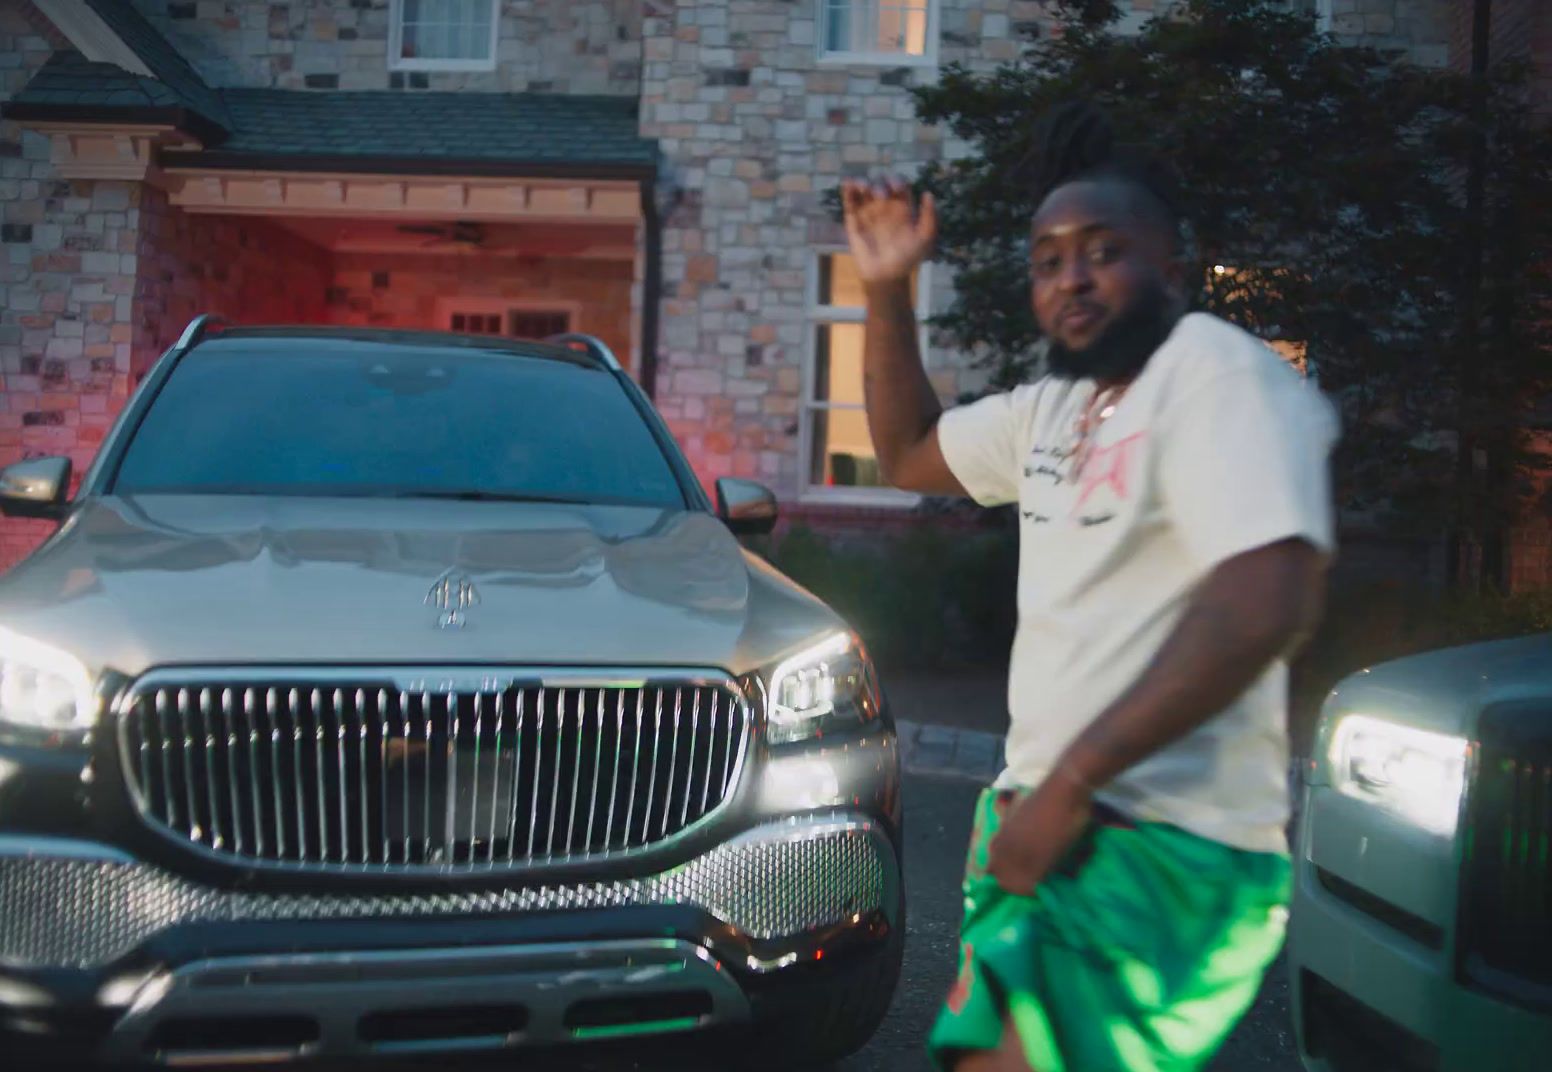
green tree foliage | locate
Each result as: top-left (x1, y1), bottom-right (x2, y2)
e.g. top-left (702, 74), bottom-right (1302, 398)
top-left (909, 0), bottom-right (1552, 542)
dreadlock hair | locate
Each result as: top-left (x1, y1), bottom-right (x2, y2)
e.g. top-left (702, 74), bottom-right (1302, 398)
top-left (1022, 100), bottom-right (1188, 251)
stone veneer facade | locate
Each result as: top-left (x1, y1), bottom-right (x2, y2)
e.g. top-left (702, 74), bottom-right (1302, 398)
top-left (133, 0), bottom-right (642, 95)
top-left (0, 0), bottom-right (1496, 571)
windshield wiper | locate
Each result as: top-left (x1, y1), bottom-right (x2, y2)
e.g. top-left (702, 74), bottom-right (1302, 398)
top-left (390, 489), bottom-right (593, 505)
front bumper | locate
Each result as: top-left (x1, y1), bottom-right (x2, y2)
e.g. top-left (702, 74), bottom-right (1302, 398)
top-left (1289, 787), bottom-right (1552, 1072)
top-left (0, 812), bottom-right (902, 1063)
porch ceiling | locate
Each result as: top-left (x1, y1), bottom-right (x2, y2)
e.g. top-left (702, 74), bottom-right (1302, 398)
top-left (271, 217), bottom-right (637, 260)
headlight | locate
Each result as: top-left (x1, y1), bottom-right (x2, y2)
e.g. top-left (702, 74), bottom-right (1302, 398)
top-left (0, 627), bottom-right (95, 732)
top-left (763, 631), bottom-right (878, 745)
top-left (1329, 714), bottom-right (1467, 837)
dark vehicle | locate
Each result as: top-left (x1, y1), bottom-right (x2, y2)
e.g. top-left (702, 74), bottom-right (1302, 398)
top-left (0, 318), bottom-right (903, 1066)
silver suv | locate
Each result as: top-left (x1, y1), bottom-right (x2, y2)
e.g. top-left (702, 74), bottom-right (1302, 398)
top-left (0, 319), bottom-right (904, 1067)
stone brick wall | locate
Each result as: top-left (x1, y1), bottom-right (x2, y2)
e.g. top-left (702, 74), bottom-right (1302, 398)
top-left (0, 2), bottom-right (131, 568)
top-left (129, 0), bottom-right (642, 94)
top-left (640, 0), bottom-right (1043, 499)
top-left (325, 252), bottom-right (635, 368)
top-left (1328, 0), bottom-right (1453, 67)
top-left (133, 190), bottom-right (332, 374)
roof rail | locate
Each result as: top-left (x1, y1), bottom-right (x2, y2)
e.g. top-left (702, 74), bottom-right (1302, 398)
top-left (173, 313), bottom-right (227, 352)
top-left (544, 332), bottom-right (623, 372)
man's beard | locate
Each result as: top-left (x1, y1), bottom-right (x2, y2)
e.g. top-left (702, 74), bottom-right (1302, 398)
top-left (1045, 287), bottom-right (1181, 383)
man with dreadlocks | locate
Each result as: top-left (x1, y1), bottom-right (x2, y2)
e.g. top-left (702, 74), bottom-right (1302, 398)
top-left (841, 102), bottom-right (1339, 1071)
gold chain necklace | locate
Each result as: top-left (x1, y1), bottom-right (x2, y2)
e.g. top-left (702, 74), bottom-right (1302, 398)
top-left (1070, 383), bottom-right (1129, 478)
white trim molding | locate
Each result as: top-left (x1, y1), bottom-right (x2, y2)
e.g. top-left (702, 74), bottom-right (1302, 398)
top-left (31, 0), bottom-right (154, 76)
top-left (22, 122), bottom-right (200, 180)
top-left (156, 170), bottom-right (643, 224)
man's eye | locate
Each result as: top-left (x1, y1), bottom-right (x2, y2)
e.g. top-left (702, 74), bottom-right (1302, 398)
top-left (1033, 255), bottom-right (1061, 275)
top-left (1089, 243), bottom-right (1121, 265)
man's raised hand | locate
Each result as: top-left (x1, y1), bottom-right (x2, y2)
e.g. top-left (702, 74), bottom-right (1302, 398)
top-left (841, 179), bottom-right (937, 286)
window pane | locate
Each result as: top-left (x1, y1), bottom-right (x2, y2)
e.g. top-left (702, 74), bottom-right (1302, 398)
top-left (116, 344), bottom-right (684, 508)
top-left (876, 0), bottom-right (929, 55)
top-left (823, 0), bottom-right (853, 53)
top-left (398, 0), bottom-right (492, 60)
top-left (813, 322), bottom-right (865, 405)
top-left (810, 407), bottom-right (883, 488)
top-left (818, 251), bottom-right (916, 309)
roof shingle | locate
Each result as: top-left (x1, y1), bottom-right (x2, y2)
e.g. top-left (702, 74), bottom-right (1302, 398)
top-left (197, 89), bottom-right (657, 174)
top-left (82, 0), bottom-right (229, 127)
top-left (11, 50), bottom-right (184, 111)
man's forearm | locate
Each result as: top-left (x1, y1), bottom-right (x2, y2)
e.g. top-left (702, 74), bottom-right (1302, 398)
top-left (1060, 542), bottom-right (1325, 790)
top-left (862, 279), bottom-right (942, 483)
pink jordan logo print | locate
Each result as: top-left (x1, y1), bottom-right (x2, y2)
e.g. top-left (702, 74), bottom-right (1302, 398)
top-left (1071, 432), bottom-right (1146, 516)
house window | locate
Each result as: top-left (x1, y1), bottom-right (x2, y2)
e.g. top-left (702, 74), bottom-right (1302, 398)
top-left (446, 305), bottom-right (573, 340)
top-left (820, 0), bottom-right (936, 64)
top-left (804, 251), bottom-right (928, 499)
top-left (509, 309), bottom-right (571, 340)
top-left (389, 0), bottom-right (499, 72)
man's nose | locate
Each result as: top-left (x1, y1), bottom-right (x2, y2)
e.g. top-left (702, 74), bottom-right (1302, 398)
top-left (1057, 257), bottom-right (1094, 294)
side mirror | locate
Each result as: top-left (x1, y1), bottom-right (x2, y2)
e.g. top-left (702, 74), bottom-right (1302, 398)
top-left (715, 477), bottom-right (778, 536)
top-left (0, 456), bottom-right (71, 520)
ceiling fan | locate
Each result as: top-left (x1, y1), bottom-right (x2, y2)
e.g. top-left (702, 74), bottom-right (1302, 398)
top-left (396, 220), bottom-right (488, 248)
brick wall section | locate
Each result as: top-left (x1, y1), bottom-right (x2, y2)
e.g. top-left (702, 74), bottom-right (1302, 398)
top-left (1448, 0), bottom-right (1552, 111)
top-left (639, 0), bottom-right (1040, 498)
top-left (129, 0), bottom-right (642, 94)
top-left (133, 188), bottom-right (332, 374)
top-left (325, 253), bottom-right (634, 367)
top-left (0, 2), bottom-right (137, 568)
top-left (1330, 0), bottom-right (1453, 66)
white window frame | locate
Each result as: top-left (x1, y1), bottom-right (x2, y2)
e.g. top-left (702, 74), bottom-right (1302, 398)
top-left (435, 297), bottom-right (582, 340)
top-left (800, 250), bottom-right (931, 507)
top-left (816, 0), bottom-right (940, 68)
top-left (388, 0), bottom-right (500, 73)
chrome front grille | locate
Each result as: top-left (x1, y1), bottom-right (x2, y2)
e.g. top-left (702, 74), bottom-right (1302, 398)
top-left (118, 671), bottom-right (749, 871)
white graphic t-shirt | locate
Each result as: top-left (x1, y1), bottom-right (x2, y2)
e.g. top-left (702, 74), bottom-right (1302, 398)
top-left (937, 312), bottom-right (1339, 854)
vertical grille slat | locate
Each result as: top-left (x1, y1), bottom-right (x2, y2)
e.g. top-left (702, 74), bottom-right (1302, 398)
top-left (486, 690), bottom-right (503, 865)
top-left (444, 689), bottom-right (459, 865)
top-left (549, 691), bottom-right (568, 862)
top-left (701, 691), bottom-right (719, 817)
top-left (515, 691), bottom-right (533, 868)
top-left (605, 690), bottom-right (625, 851)
top-left (641, 689), bottom-right (664, 847)
top-left (377, 689), bottom-right (390, 866)
top-left (197, 689), bottom-right (223, 850)
top-left (681, 690), bottom-right (702, 828)
top-left (244, 689), bottom-right (264, 858)
top-left (586, 689), bottom-right (605, 852)
top-left (567, 690), bottom-right (586, 855)
top-left (267, 688), bottom-right (286, 861)
top-left (221, 689), bottom-right (242, 855)
top-left (527, 688), bottom-right (545, 861)
top-left (123, 674), bottom-right (747, 872)
top-left (469, 691), bottom-right (484, 863)
top-left (177, 689), bottom-right (201, 843)
top-left (355, 689), bottom-right (368, 866)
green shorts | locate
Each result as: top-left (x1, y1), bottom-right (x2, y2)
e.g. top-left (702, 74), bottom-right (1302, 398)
top-left (928, 788), bottom-right (1291, 1072)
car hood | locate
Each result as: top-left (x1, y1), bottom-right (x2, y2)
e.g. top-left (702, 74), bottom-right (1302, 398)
top-left (0, 496), bottom-right (842, 680)
top-left (1323, 631), bottom-right (1552, 738)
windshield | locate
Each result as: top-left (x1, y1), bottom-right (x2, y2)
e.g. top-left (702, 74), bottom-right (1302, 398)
top-left (112, 340), bottom-right (687, 509)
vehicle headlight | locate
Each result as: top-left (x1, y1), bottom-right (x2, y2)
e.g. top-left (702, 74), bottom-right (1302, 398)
top-left (0, 627), bottom-right (95, 732)
top-left (763, 631), bottom-right (879, 745)
top-left (1329, 714), bottom-right (1467, 837)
